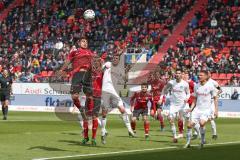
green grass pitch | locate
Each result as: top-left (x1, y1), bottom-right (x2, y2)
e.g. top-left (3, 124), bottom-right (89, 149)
top-left (0, 111), bottom-right (240, 160)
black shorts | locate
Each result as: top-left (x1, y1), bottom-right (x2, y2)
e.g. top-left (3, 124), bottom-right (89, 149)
top-left (133, 108), bottom-right (148, 118)
top-left (156, 103), bottom-right (163, 110)
top-left (70, 71), bottom-right (92, 95)
top-left (0, 91), bottom-right (10, 101)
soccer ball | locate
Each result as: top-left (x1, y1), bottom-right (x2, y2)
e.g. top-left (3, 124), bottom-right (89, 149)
top-left (83, 9), bottom-right (95, 21)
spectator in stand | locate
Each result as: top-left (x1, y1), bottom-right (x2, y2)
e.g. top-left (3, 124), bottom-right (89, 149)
top-left (228, 76), bottom-right (239, 86)
top-left (231, 89), bottom-right (239, 100)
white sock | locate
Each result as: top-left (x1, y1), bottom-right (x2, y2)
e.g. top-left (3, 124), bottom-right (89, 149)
top-left (186, 128), bottom-right (192, 144)
top-left (200, 127), bottom-right (206, 144)
top-left (101, 117), bottom-right (107, 136)
top-left (210, 120), bottom-right (217, 135)
top-left (121, 112), bottom-right (133, 133)
top-left (193, 123), bottom-right (200, 137)
top-left (77, 114), bottom-right (83, 129)
top-left (97, 118), bottom-right (102, 128)
top-left (171, 124), bottom-right (177, 139)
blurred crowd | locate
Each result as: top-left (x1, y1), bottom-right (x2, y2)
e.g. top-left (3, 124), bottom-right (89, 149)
top-left (162, 0), bottom-right (240, 86)
top-left (0, 0), bottom-right (194, 82)
top-left (0, 0), bottom-right (239, 86)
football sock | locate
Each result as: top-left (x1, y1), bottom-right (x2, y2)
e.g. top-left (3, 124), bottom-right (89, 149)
top-left (210, 120), bottom-right (217, 135)
top-left (158, 114), bottom-right (164, 127)
top-left (200, 127), bottom-right (206, 144)
top-left (77, 114), bottom-right (83, 129)
top-left (178, 119), bottom-right (184, 134)
top-left (83, 120), bottom-right (89, 139)
top-left (101, 117), bottom-right (107, 136)
top-left (144, 121), bottom-right (150, 135)
top-left (92, 118), bottom-right (98, 139)
top-left (121, 112), bottom-right (133, 133)
top-left (171, 124), bottom-right (177, 139)
top-left (186, 128), bottom-right (192, 144)
top-left (193, 123), bottom-right (200, 137)
top-left (131, 121), bottom-right (136, 131)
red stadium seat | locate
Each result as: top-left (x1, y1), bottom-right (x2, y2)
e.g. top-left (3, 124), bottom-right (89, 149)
top-left (219, 73), bottom-right (227, 80)
top-left (227, 41), bottom-right (234, 47)
top-left (226, 73), bottom-right (233, 79)
top-left (211, 73), bottom-right (218, 80)
top-left (234, 41), bottom-right (240, 47)
top-left (48, 71), bottom-right (54, 76)
top-left (41, 71), bottom-right (48, 77)
top-left (154, 23), bottom-right (161, 29)
top-left (148, 23), bottom-right (155, 29)
top-left (232, 6), bottom-right (238, 12)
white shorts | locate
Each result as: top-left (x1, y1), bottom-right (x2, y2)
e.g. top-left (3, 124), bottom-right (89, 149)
top-left (191, 109), bottom-right (211, 124)
top-left (101, 91), bottom-right (124, 112)
top-left (169, 104), bottom-right (186, 119)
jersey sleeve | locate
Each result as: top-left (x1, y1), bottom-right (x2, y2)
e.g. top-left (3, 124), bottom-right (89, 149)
top-left (67, 51), bottom-right (75, 61)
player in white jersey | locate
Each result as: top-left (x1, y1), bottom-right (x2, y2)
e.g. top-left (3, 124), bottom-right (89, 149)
top-left (160, 69), bottom-right (190, 143)
top-left (100, 54), bottom-right (135, 144)
top-left (184, 70), bottom-right (218, 149)
top-left (208, 71), bottom-right (222, 140)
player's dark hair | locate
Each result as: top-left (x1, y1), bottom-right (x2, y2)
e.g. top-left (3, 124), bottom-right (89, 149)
top-left (141, 83), bottom-right (148, 88)
top-left (176, 68), bottom-right (182, 73)
top-left (200, 70), bottom-right (208, 75)
top-left (79, 37), bottom-right (88, 41)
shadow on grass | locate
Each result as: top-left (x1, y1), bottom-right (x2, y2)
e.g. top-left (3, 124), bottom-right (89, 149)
top-left (58, 140), bottom-right (112, 148)
top-left (28, 146), bottom-right (67, 151)
top-left (61, 132), bottom-right (80, 136)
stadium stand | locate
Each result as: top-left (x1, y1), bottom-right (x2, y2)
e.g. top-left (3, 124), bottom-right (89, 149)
top-left (161, 0), bottom-right (240, 85)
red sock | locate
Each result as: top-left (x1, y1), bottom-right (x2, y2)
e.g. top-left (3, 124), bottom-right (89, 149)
top-left (83, 120), bottom-right (88, 138)
top-left (92, 119), bottom-right (98, 139)
top-left (87, 98), bottom-right (94, 115)
top-left (131, 121), bottom-right (136, 131)
top-left (158, 114), bottom-right (165, 127)
top-left (144, 121), bottom-right (150, 135)
top-left (73, 98), bottom-right (81, 109)
top-left (178, 119), bottom-right (183, 134)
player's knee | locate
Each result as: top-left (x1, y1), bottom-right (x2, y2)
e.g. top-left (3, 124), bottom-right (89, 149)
top-left (199, 121), bottom-right (205, 127)
top-left (131, 117), bottom-right (137, 122)
top-left (187, 123), bottom-right (192, 129)
top-left (118, 106), bottom-right (125, 114)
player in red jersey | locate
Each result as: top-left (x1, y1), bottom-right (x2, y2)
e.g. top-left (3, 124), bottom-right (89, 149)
top-left (57, 37), bottom-right (96, 143)
top-left (81, 57), bottom-right (103, 145)
top-left (149, 71), bottom-right (166, 131)
top-left (130, 83), bottom-right (155, 139)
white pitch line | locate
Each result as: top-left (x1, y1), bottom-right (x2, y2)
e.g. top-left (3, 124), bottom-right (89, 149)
top-left (33, 141), bottom-right (240, 160)
top-left (32, 146), bottom-right (177, 160)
